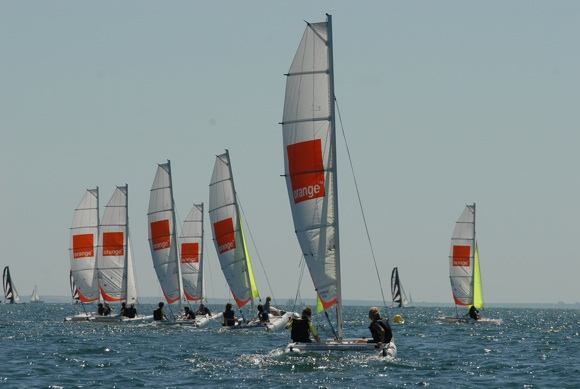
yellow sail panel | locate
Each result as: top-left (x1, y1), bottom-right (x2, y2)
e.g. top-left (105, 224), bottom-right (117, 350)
top-left (473, 244), bottom-right (484, 309)
top-left (240, 219), bottom-right (259, 299)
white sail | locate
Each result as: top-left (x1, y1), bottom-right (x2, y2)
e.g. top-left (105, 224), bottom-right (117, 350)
top-left (449, 204), bottom-right (476, 307)
top-left (30, 284), bottom-right (43, 303)
top-left (3, 266), bottom-right (20, 303)
top-left (180, 203), bottom-right (205, 301)
top-left (282, 17), bottom-right (343, 332)
top-left (97, 185), bottom-right (137, 304)
top-left (69, 188), bottom-right (100, 303)
top-left (209, 150), bottom-right (259, 309)
top-left (390, 267), bottom-right (409, 308)
top-left (148, 161), bottom-right (183, 305)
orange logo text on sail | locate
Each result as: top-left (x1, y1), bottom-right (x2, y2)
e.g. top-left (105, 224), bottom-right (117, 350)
top-left (287, 139), bottom-right (325, 204)
top-left (102, 232), bottom-right (124, 256)
top-left (452, 245), bottom-right (470, 267)
top-left (72, 234), bottom-right (94, 258)
top-left (181, 242), bottom-right (199, 263)
top-left (151, 219), bottom-right (171, 251)
top-left (214, 218), bottom-right (236, 254)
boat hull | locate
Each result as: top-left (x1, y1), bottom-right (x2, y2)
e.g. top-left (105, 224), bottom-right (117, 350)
top-left (438, 316), bottom-right (502, 324)
top-left (285, 339), bottom-right (397, 359)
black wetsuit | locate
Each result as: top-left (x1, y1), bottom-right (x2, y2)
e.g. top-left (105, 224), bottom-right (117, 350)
top-left (369, 318), bottom-right (393, 343)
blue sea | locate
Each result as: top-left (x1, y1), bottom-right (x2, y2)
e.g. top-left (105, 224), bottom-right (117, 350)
top-left (0, 303), bottom-right (578, 388)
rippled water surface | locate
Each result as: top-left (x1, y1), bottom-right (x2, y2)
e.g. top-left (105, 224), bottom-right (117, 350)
top-left (0, 304), bottom-right (578, 387)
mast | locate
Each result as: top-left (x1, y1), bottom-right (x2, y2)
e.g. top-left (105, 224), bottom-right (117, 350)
top-left (199, 203), bottom-right (205, 302)
top-left (167, 160), bottom-right (185, 309)
top-left (326, 13), bottom-right (343, 341)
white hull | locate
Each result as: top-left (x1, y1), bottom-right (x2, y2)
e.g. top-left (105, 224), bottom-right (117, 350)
top-left (222, 311), bottom-right (293, 332)
top-left (154, 312), bottom-right (223, 328)
top-left (438, 316), bottom-right (502, 324)
top-left (285, 339), bottom-right (397, 359)
top-left (65, 313), bottom-right (154, 323)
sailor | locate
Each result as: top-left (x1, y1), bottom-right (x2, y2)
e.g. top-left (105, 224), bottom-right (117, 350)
top-left (467, 305), bottom-right (480, 320)
top-left (182, 306), bottom-right (196, 320)
top-left (153, 302), bottom-right (167, 321)
top-left (222, 302), bottom-right (237, 326)
top-left (286, 307), bottom-right (321, 343)
top-left (367, 307), bottom-right (393, 345)
top-left (257, 304), bottom-right (269, 323)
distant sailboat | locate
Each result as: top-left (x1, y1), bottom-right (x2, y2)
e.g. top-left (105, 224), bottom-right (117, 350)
top-left (69, 270), bottom-right (80, 303)
top-left (390, 268), bottom-right (409, 308)
top-left (281, 15), bottom-right (395, 357)
top-left (30, 285), bottom-right (43, 303)
top-left (438, 204), bottom-right (499, 324)
top-left (3, 266), bottom-right (20, 304)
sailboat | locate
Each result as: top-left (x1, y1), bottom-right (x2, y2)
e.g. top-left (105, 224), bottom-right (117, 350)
top-left (438, 204), bottom-right (499, 324)
top-left (177, 203), bottom-right (222, 327)
top-left (95, 185), bottom-right (151, 322)
top-left (148, 161), bottom-right (216, 327)
top-left (30, 285), bottom-right (43, 303)
top-left (67, 186), bottom-right (150, 322)
top-left (391, 268), bottom-right (409, 308)
top-left (69, 270), bottom-right (80, 303)
top-left (3, 266), bottom-right (20, 304)
top-left (209, 150), bottom-right (292, 331)
top-left (66, 188), bottom-right (100, 320)
top-left (281, 15), bottom-right (396, 357)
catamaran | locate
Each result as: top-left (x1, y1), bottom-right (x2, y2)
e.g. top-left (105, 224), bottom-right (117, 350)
top-left (30, 285), bottom-right (43, 303)
top-left (438, 204), bottom-right (499, 324)
top-left (148, 161), bottom-right (220, 327)
top-left (67, 186), bottom-right (151, 322)
top-left (3, 266), bottom-right (20, 304)
top-left (66, 188), bottom-right (100, 320)
top-left (281, 15), bottom-right (396, 357)
top-left (391, 268), bottom-right (409, 308)
top-left (209, 150), bottom-right (292, 331)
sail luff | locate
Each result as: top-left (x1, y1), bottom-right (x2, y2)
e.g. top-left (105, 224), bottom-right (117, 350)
top-left (167, 162), bottom-right (184, 309)
top-left (473, 244), bottom-right (484, 309)
top-left (326, 14), bottom-right (344, 340)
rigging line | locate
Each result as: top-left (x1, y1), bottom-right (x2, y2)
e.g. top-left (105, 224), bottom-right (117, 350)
top-left (334, 97), bottom-right (388, 309)
top-left (291, 254), bottom-right (307, 313)
top-left (236, 194), bottom-right (276, 305)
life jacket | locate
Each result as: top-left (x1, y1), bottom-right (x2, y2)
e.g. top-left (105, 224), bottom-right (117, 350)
top-left (369, 318), bottom-right (392, 343)
top-left (291, 318), bottom-right (311, 342)
top-left (153, 308), bottom-right (163, 321)
top-left (223, 309), bottom-right (236, 326)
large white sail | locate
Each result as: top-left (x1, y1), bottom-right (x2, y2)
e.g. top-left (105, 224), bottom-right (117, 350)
top-left (281, 18), bottom-right (342, 321)
top-left (3, 266), bottom-right (20, 303)
top-left (97, 185), bottom-right (137, 304)
top-left (69, 188), bottom-right (101, 303)
top-left (148, 161), bottom-right (183, 305)
top-left (449, 204), bottom-right (476, 306)
top-left (179, 203), bottom-right (205, 301)
top-left (209, 150), bottom-right (258, 308)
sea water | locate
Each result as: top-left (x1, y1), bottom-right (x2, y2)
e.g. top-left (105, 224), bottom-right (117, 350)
top-left (0, 303), bottom-right (578, 388)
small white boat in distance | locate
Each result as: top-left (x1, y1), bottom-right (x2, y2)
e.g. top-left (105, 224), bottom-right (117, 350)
top-left (30, 285), bottom-right (43, 303)
top-left (438, 204), bottom-right (500, 324)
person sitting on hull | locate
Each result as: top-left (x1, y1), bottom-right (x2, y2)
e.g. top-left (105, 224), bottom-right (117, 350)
top-left (285, 307), bottom-right (321, 343)
top-left (222, 302), bottom-right (238, 326)
top-left (467, 305), bottom-right (480, 320)
top-left (153, 302), bottom-right (168, 321)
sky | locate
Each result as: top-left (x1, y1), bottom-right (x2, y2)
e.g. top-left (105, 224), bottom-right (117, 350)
top-left (1, 1), bottom-right (579, 306)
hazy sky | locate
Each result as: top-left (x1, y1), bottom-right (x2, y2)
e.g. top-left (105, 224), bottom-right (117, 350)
top-left (2, 1), bottom-right (579, 306)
